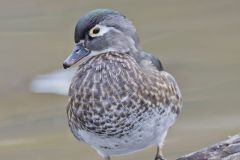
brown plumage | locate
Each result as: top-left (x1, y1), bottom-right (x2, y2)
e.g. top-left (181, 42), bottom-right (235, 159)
top-left (63, 9), bottom-right (182, 160)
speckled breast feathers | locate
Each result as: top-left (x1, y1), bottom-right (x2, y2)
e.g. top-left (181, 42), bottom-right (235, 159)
top-left (67, 52), bottom-right (182, 140)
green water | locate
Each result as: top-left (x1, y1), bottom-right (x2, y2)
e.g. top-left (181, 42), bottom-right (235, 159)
top-left (0, 1), bottom-right (240, 159)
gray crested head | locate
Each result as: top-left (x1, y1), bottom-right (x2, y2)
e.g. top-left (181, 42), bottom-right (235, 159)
top-left (75, 9), bottom-right (140, 51)
top-left (63, 9), bottom-right (141, 69)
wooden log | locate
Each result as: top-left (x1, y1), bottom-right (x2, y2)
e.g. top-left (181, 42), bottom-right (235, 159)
top-left (176, 134), bottom-right (240, 160)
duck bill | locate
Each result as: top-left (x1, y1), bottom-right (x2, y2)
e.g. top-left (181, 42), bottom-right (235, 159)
top-left (63, 44), bottom-right (90, 69)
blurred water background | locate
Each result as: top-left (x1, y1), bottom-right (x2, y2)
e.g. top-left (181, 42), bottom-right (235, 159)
top-left (0, 0), bottom-right (240, 160)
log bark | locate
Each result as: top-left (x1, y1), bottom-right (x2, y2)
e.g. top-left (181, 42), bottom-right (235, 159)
top-left (176, 134), bottom-right (240, 160)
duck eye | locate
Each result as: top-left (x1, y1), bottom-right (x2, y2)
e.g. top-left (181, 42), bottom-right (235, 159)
top-left (89, 25), bottom-right (109, 38)
top-left (92, 27), bottom-right (100, 34)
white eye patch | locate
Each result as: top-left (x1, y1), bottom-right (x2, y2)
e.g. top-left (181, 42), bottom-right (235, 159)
top-left (89, 25), bottom-right (111, 37)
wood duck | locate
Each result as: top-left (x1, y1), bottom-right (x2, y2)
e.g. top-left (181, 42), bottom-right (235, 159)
top-left (63, 9), bottom-right (182, 160)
